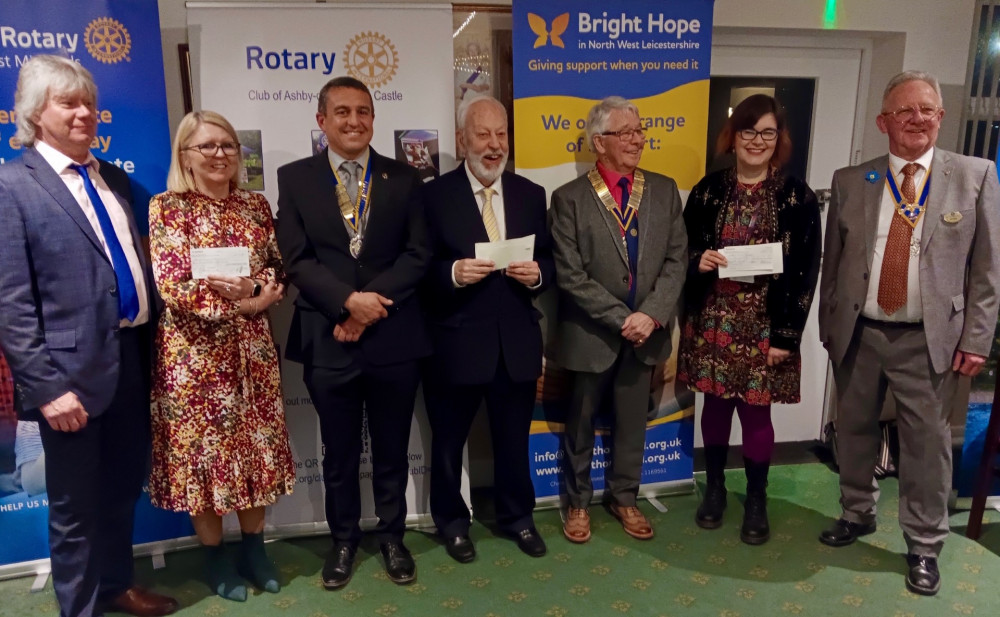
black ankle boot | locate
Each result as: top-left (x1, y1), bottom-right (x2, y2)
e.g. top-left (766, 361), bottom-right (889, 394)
top-left (696, 445), bottom-right (729, 529)
top-left (741, 458), bottom-right (770, 545)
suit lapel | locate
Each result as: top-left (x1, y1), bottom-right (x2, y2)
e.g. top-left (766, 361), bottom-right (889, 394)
top-left (23, 148), bottom-right (108, 261)
top-left (636, 169), bottom-right (651, 264)
top-left (921, 149), bottom-right (951, 251)
top-left (462, 169), bottom-right (490, 242)
top-left (361, 151), bottom-right (383, 251)
top-left (588, 180), bottom-right (628, 268)
top-left (499, 172), bottom-right (523, 240)
top-left (863, 155), bottom-right (889, 271)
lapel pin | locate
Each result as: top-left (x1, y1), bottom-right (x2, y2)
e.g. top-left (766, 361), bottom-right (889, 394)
top-left (382, 172), bottom-right (388, 180)
top-left (943, 211), bottom-right (962, 223)
top-left (865, 170), bottom-right (880, 184)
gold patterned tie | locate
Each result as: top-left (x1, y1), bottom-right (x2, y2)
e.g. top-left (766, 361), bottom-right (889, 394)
top-left (877, 162), bottom-right (921, 315)
top-left (481, 187), bottom-right (500, 242)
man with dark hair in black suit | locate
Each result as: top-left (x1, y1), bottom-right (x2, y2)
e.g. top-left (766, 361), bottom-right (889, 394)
top-left (276, 76), bottom-right (430, 588)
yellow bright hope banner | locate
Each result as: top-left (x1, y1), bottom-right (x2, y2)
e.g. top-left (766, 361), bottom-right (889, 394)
top-left (514, 83), bottom-right (709, 191)
top-left (512, 0), bottom-right (714, 191)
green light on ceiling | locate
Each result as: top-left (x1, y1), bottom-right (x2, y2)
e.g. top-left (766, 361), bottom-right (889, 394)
top-left (824, 0), bottom-right (838, 29)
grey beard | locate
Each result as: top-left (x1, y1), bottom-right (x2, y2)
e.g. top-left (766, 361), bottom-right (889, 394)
top-left (468, 152), bottom-right (507, 185)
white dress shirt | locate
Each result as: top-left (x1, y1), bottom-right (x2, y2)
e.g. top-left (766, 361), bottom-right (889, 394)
top-left (452, 162), bottom-right (505, 287)
top-left (862, 148), bottom-right (934, 323)
top-left (35, 140), bottom-right (149, 327)
top-left (450, 162), bottom-right (542, 289)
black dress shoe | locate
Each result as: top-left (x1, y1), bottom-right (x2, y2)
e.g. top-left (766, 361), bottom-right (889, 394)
top-left (321, 543), bottom-right (356, 589)
top-left (380, 541), bottom-right (416, 584)
top-left (818, 518), bottom-right (876, 547)
top-left (511, 528), bottom-right (547, 557)
top-left (905, 554), bottom-right (940, 596)
top-left (445, 535), bottom-right (476, 563)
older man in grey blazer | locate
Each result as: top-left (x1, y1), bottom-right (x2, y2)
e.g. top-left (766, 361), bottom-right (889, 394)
top-left (550, 96), bottom-right (687, 544)
top-left (819, 70), bottom-right (1000, 596)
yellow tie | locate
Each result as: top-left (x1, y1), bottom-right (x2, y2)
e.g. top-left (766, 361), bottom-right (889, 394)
top-left (481, 187), bottom-right (500, 242)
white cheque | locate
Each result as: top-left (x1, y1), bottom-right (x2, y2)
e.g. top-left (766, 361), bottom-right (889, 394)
top-left (190, 246), bottom-right (251, 279)
top-left (475, 234), bottom-right (535, 271)
top-left (718, 242), bottom-right (783, 280)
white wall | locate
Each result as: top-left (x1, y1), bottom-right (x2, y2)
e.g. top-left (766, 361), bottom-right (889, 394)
top-left (713, 0), bottom-right (975, 87)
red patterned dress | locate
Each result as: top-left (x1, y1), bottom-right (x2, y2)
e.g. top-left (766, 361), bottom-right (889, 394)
top-left (148, 189), bottom-right (294, 515)
top-left (678, 180), bottom-right (802, 405)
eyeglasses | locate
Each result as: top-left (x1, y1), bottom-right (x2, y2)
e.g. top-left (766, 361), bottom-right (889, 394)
top-left (738, 128), bottom-right (779, 142)
top-left (880, 105), bottom-right (942, 124)
top-left (601, 127), bottom-right (646, 141)
top-left (186, 142), bottom-right (240, 156)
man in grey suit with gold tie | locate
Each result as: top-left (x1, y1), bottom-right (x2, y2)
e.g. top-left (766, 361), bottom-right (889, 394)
top-left (550, 96), bottom-right (687, 544)
top-left (819, 70), bottom-right (1000, 596)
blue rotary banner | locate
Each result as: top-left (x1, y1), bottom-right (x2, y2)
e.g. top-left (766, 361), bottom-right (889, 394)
top-left (513, 0), bottom-right (714, 501)
top-left (0, 0), bottom-right (183, 575)
top-left (0, 0), bottom-right (171, 234)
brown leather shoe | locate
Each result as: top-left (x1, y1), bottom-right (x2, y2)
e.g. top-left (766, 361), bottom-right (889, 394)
top-left (107, 587), bottom-right (179, 617)
top-left (563, 507), bottom-right (591, 543)
top-left (609, 503), bottom-right (654, 540)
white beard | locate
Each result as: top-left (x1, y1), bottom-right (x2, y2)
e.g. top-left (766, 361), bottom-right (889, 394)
top-left (467, 151), bottom-right (507, 186)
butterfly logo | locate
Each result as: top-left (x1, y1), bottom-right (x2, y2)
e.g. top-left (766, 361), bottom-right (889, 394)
top-left (528, 12), bottom-right (570, 48)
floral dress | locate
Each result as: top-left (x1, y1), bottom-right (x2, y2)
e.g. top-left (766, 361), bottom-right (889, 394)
top-left (148, 189), bottom-right (295, 515)
top-left (678, 179), bottom-right (803, 405)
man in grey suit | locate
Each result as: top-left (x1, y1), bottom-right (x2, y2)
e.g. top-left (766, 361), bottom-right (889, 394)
top-left (550, 96), bottom-right (687, 544)
top-left (0, 56), bottom-right (177, 617)
top-left (819, 70), bottom-right (1000, 596)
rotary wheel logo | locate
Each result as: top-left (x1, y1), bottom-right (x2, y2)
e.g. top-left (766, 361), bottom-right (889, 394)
top-left (343, 32), bottom-right (398, 88)
top-left (84, 17), bottom-right (131, 64)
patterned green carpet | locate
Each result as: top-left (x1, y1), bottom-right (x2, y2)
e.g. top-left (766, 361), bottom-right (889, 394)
top-left (3, 463), bottom-right (1000, 617)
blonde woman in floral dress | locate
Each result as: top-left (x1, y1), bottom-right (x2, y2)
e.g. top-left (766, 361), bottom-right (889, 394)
top-left (149, 111), bottom-right (294, 601)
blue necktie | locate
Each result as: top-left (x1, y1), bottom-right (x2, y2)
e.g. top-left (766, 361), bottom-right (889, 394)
top-left (70, 164), bottom-right (140, 321)
top-left (618, 177), bottom-right (639, 309)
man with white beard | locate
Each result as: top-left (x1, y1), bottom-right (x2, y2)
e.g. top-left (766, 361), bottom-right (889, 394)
top-left (420, 94), bottom-right (554, 563)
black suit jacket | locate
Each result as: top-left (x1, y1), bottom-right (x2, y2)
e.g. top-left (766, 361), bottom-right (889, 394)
top-left (421, 166), bottom-right (554, 384)
top-left (276, 147), bottom-right (431, 370)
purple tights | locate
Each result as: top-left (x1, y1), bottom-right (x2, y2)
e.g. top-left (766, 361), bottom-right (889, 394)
top-left (701, 393), bottom-right (774, 463)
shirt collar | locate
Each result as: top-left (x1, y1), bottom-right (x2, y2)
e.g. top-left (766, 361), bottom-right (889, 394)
top-left (327, 146), bottom-right (371, 176)
top-left (888, 147), bottom-right (934, 176)
top-left (596, 160), bottom-right (634, 190)
top-left (464, 160), bottom-right (503, 198)
top-left (35, 140), bottom-right (96, 174)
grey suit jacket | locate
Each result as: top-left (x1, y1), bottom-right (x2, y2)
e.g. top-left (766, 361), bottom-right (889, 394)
top-left (819, 149), bottom-right (1000, 374)
top-left (550, 169), bottom-right (687, 373)
top-left (0, 147), bottom-right (154, 419)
